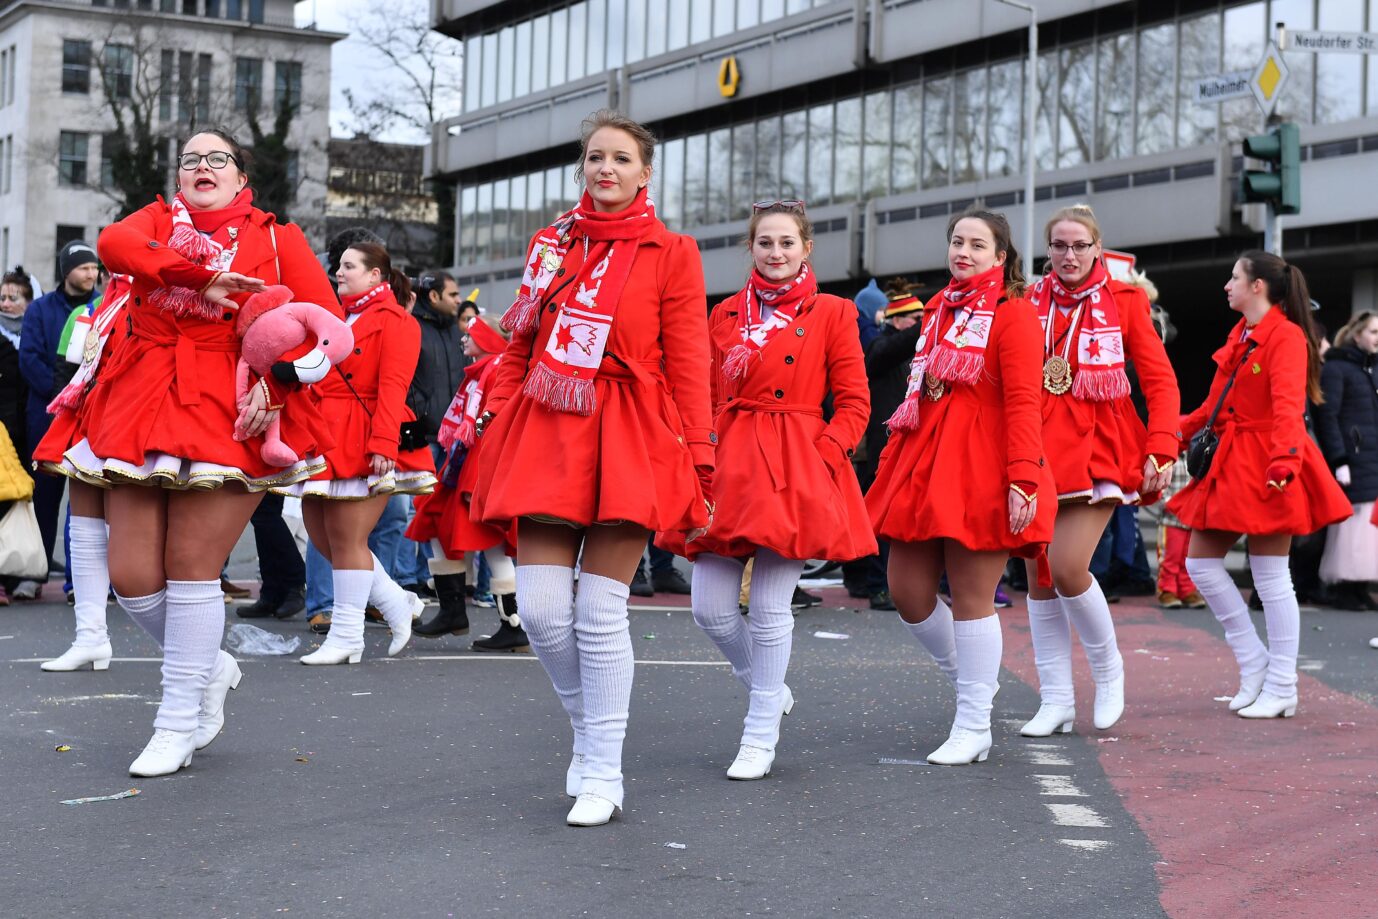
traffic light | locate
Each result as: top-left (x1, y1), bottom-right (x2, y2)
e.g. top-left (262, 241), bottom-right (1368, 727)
top-left (1240, 122), bottom-right (1301, 215)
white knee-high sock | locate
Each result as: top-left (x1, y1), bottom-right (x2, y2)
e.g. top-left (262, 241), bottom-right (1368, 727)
top-left (428, 539), bottom-right (466, 576)
top-left (1185, 556), bottom-right (1268, 675)
top-left (1249, 555), bottom-right (1300, 697)
top-left (483, 546), bottom-right (516, 596)
top-left (691, 553), bottom-right (751, 689)
top-left (117, 588), bottom-right (166, 647)
top-left (902, 597), bottom-right (958, 685)
top-left (517, 565), bottom-right (582, 753)
top-left (1026, 596), bottom-right (1073, 706)
top-left (367, 553), bottom-right (414, 629)
top-left (573, 572), bottom-right (633, 807)
top-left (952, 615), bottom-right (1002, 732)
top-left (154, 580), bottom-right (224, 733)
top-left (68, 516), bottom-right (110, 648)
top-left (1060, 580), bottom-right (1123, 685)
top-left (742, 549), bottom-right (802, 750)
top-left (326, 568), bottom-right (372, 652)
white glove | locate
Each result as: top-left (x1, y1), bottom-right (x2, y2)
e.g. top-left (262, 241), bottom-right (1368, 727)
top-left (1336, 464), bottom-right (1352, 486)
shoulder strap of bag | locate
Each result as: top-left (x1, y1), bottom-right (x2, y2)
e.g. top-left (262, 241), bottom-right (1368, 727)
top-left (1202, 339), bottom-right (1259, 432)
top-left (269, 225), bottom-right (281, 284)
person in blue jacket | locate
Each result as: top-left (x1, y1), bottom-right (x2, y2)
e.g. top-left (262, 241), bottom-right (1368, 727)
top-left (18, 240), bottom-right (99, 583)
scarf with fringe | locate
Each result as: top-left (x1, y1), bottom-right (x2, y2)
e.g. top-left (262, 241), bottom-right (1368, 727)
top-left (501, 187), bottom-right (659, 415)
top-left (720, 263), bottom-right (816, 390)
top-left (149, 188), bottom-right (256, 318)
top-left (1027, 259), bottom-right (1129, 401)
top-left (438, 353), bottom-right (501, 451)
top-left (887, 264), bottom-right (1004, 432)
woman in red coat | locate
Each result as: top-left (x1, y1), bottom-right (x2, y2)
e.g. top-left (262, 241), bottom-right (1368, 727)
top-left (288, 241), bottom-right (436, 666)
top-left (471, 110), bottom-right (713, 827)
top-left (408, 314), bottom-right (528, 652)
top-left (1172, 251), bottom-right (1350, 719)
top-left (658, 201), bottom-right (874, 781)
top-left (866, 208), bottom-right (1055, 766)
top-left (80, 130), bottom-right (339, 777)
top-left (1018, 205), bottom-right (1181, 738)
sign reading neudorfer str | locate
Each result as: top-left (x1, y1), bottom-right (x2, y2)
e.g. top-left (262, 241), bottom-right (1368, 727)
top-left (1287, 30), bottom-right (1378, 55)
top-left (1195, 70), bottom-right (1252, 104)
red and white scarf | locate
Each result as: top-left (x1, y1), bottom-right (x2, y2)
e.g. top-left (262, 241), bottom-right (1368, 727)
top-left (1027, 259), bottom-right (1128, 401)
top-left (438, 353), bottom-right (501, 451)
top-left (341, 282), bottom-right (392, 315)
top-left (47, 274), bottom-right (133, 416)
top-left (149, 188), bottom-right (256, 319)
top-left (501, 187), bottom-right (660, 415)
top-left (887, 264), bottom-right (1004, 432)
top-left (721, 263), bottom-right (817, 388)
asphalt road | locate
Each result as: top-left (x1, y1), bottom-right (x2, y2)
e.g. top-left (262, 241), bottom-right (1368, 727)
top-left (3, 584), bottom-right (1375, 918)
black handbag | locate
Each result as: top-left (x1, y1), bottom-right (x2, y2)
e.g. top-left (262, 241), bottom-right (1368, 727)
top-left (1186, 341), bottom-right (1257, 480)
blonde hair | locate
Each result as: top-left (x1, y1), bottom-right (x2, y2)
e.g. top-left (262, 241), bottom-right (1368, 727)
top-left (1126, 269), bottom-right (1158, 303)
top-left (573, 109), bottom-right (656, 184)
top-left (1334, 311), bottom-right (1378, 350)
top-left (1044, 203), bottom-right (1102, 246)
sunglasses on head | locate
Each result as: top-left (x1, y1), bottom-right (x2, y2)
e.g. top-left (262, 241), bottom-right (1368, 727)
top-left (752, 199), bottom-right (807, 212)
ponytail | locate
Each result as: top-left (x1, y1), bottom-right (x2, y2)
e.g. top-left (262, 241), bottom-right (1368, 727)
top-left (388, 268), bottom-right (412, 308)
top-left (1240, 249), bottom-right (1323, 404)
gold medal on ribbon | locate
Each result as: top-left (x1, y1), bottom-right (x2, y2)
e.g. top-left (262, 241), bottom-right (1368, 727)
top-left (924, 373), bottom-right (947, 401)
top-left (81, 325), bottom-right (100, 366)
top-left (1042, 355), bottom-right (1072, 395)
top-left (540, 245), bottom-right (559, 273)
top-left (955, 334), bottom-right (969, 349)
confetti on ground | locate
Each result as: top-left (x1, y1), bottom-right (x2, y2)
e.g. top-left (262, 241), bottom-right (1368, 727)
top-left (663, 842), bottom-right (686, 849)
top-left (642, 634), bottom-right (655, 640)
top-left (1212, 696), bottom-right (1233, 702)
top-left (54, 745), bottom-right (71, 752)
top-left (350, 692), bottom-right (372, 696)
top-left (295, 757), bottom-right (310, 763)
top-left (60, 788), bottom-right (140, 806)
top-left (1337, 722), bottom-right (1356, 727)
top-left (1097, 737), bottom-right (1120, 743)
top-left (813, 631), bottom-right (850, 640)
top-left (876, 757), bottom-right (930, 766)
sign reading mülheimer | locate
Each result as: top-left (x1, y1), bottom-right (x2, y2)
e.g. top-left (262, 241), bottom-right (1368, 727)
top-left (1287, 30), bottom-right (1378, 54)
top-left (1194, 70), bottom-right (1253, 104)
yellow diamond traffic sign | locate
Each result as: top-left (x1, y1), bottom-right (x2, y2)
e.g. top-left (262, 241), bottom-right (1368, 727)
top-left (1250, 42), bottom-right (1290, 115)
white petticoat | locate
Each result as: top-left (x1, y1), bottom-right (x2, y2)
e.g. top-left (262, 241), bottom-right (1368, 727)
top-left (57, 438), bottom-right (324, 492)
top-left (1320, 501), bottom-right (1378, 582)
top-left (273, 468), bottom-right (437, 500)
top-left (1058, 479), bottom-right (1140, 506)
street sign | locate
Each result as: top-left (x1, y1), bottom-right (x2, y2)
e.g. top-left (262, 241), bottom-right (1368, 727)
top-left (1194, 70), bottom-right (1252, 104)
top-left (1287, 30), bottom-right (1378, 54)
top-left (1250, 42), bottom-right (1290, 116)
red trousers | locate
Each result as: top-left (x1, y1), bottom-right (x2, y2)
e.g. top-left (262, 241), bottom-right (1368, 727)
top-left (1157, 524), bottom-right (1197, 596)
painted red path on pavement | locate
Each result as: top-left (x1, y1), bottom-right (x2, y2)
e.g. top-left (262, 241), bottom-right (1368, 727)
top-left (1000, 597), bottom-right (1378, 918)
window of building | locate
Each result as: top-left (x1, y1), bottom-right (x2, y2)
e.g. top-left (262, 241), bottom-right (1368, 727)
top-left (1095, 34), bottom-right (1134, 161)
top-left (625, 0), bottom-right (646, 63)
top-left (952, 68), bottom-right (985, 183)
top-left (235, 57), bottom-right (263, 112)
top-left (986, 59), bottom-right (1022, 179)
top-left (921, 77), bottom-right (951, 189)
top-left (103, 44), bottom-right (134, 100)
top-left (833, 96), bottom-right (862, 204)
top-left (1135, 23), bottom-right (1175, 156)
top-left (196, 53), bottom-right (212, 123)
top-left (531, 15), bottom-right (550, 94)
top-left (481, 31), bottom-right (498, 108)
top-left (705, 126), bottom-right (732, 223)
top-left (8, 45), bottom-right (15, 106)
top-left (544, 164), bottom-right (566, 220)
top-left (549, 8), bottom-right (568, 87)
top-left (275, 61), bottom-right (302, 115)
top-left (1222, 2), bottom-right (1265, 139)
top-left (683, 132), bottom-right (707, 226)
top-left (508, 176), bottom-right (527, 256)
top-left (779, 110), bottom-right (806, 199)
top-left (762, 0), bottom-right (785, 20)
top-left (659, 137), bottom-right (684, 229)
top-left (497, 25), bottom-right (515, 103)
top-left (101, 131), bottom-right (119, 187)
top-left (248, 0), bottom-right (264, 23)
top-left (1271, 0), bottom-right (1314, 123)
top-left (739, 0), bottom-right (760, 29)
top-left (514, 19), bottom-right (532, 97)
top-left (474, 182), bottom-right (493, 263)
top-left (159, 50), bottom-right (175, 121)
top-left (667, 0), bottom-right (689, 53)
top-left (587, 0), bottom-right (607, 74)
top-left (226, 0), bottom-right (242, 19)
top-left (2, 134), bottom-right (11, 194)
top-left (891, 83), bottom-right (921, 194)
top-left (58, 132), bottom-right (89, 186)
top-left (1176, 14), bottom-right (1220, 149)
top-left (807, 102), bottom-right (834, 206)
top-left (754, 114), bottom-right (782, 202)
top-left (690, 0), bottom-right (711, 45)
top-left (713, 0), bottom-right (735, 38)
top-left (2, 228), bottom-right (9, 272)
top-left (862, 91), bottom-right (891, 198)
top-left (646, 0), bottom-right (668, 57)
top-left (183, 0), bottom-right (196, 14)
top-left (205, 0), bottom-right (220, 17)
top-left (464, 35), bottom-right (483, 110)
top-left (2, 49), bottom-right (9, 107)
top-left (459, 185), bottom-right (477, 264)
top-left (606, 0), bottom-right (626, 70)
top-left (1035, 51), bottom-right (1058, 170)
top-left (567, 2), bottom-right (587, 82)
top-left (63, 40), bottom-right (92, 94)
top-left (1058, 43), bottom-right (1095, 167)
top-left (730, 121), bottom-right (755, 220)
top-left (525, 170), bottom-right (545, 240)
top-left (1315, 0), bottom-right (1363, 123)
top-left (178, 51), bottom-right (194, 123)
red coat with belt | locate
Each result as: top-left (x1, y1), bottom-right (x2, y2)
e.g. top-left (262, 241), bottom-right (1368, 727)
top-left (1168, 306), bottom-right (1350, 535)
top-left (473, 224), bottom-right (714, 533)
top-left (83, 199), bottom-right (337, 483)
top-left (307, 287), bottom-right (433, 481)
top-left (658, 292), bottom-right (876, 561)
top-left (866, 292), bottom-right (1057, 555)
top-left (1039, 281), bottom-right (1181, 502)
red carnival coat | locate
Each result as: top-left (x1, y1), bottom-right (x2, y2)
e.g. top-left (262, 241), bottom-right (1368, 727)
top-left (473, 225), bottom-right (714, 533)
top-left (307, 288), bottom-right (433, 480)
top-left (1168, 306), bottom-right (1350, 535)
top-left (866, 293), bottom-right (1057, 555)
top-left (84, 200), bottom-right (337, 480)
top-left (1040, 280), bottom-right (1181, 501)
top-left (658, 292), bottom-right (876, 561)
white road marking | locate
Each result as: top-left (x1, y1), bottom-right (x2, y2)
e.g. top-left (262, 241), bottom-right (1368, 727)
top-left (12, 656), bottom-right (729, 667)
top-left (1022, 744), bottom-right (1074, 767)
top-left (1034, 774), bottom-right (1088, 797)
top-left (1059, 839), bottom-right (1111, 851)
top-left (1297, 661), bottom-right (1324, 671)
top-left (1046, 803), bottom-right (1109, 828)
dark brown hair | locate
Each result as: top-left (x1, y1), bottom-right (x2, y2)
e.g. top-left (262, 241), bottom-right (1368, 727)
top-left (1, 266), bottom-right (33, 302)
top-left (346, 241), bottom-right (412, 306)
top-left (573, 110), bottom-right (656, 185)
top-left (183, 128), bottom-right (253, 181)
top-left (1239, 249), bottom-right (1322, 403)
top-left (947, 207), bottom-right (1026, 298)
top-left (744, 203), bottom-right (814, 254)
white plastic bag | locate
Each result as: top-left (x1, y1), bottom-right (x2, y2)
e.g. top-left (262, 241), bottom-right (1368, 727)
top-left (0, 500), bottom-right (47, 579)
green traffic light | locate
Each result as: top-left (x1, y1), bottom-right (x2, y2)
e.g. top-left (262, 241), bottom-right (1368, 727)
top-left (1239, 122), bottom-right (1300, 216)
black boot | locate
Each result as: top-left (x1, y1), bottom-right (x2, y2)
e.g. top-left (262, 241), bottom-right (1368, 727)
top-left (414, 573), bottom-right (470, 637)
top-left (472, 593), bottom-right (531, 653)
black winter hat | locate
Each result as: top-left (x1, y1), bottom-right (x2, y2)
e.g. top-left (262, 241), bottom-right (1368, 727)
top-left (59, 240), bottom-right (98, 280)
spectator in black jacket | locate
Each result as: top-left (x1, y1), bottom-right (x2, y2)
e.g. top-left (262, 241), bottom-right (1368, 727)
top-left (408, 270), bottom-right (464, 455)
top-left (1315, 311), bottom-right (1378, 610)
top-left (0, 267), bottom-right (32, 463)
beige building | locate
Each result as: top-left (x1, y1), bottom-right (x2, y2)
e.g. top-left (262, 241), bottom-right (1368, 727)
top-left (0, 0), bottom-right (342, 288)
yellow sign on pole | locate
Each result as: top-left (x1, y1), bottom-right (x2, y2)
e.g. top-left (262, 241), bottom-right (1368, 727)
top-left (1250, 42), bottom-right (1290, 115)
top-left (717, 56), bottom-right (740, 98)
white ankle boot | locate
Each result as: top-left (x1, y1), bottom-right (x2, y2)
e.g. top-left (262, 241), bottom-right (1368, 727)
top-left (566, 792), bottom-right (619, 827)
top-left (129, 728), bottom-right (197, 777)
top-left (726, 744), bottom-right (775, 780)
top-left (1238, 690), bottom-right (1297, 718)
top-left (300, 642), bottom-right (362, 665)
top-left (385, 592), bottom-right (422, 657)
top-left (1021, 703), bottom-right (1076, 737)
top-left (566, 752), bottom-right (586, 798)
top-left (927, 726), bottom-right (992, 765)
top-left (1093, 673), bottom-right (1125, 730)
top-left (195, 651), bottom-right (243, 749)
top-left (1229, 667), bottom-right (1267, 711)
top-left (41, 642), bottom-right (113, 672)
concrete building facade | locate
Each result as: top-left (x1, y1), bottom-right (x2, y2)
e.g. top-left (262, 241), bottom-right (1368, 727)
top-left (0, 0), bottom-right (341, 289)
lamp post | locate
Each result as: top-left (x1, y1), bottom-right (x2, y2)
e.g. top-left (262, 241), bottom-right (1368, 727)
top-left (995, 0), bottom-right (1038, 261)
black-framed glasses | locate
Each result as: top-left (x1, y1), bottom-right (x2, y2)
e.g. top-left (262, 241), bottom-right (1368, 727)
top-left (753, 199), bottom-right (807, 212)
top-left (1048, 241), bottom-right (1096, 256)
top-left (178, 151), bottom-right (239, 171)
